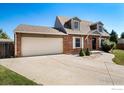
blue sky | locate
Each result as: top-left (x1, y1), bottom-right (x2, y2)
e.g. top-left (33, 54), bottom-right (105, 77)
top-left (0, 3), bottom-right (124, 39)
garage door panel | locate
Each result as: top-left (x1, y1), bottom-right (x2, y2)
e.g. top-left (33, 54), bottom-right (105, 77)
top-left (21, 37), bottom-right (63, 56)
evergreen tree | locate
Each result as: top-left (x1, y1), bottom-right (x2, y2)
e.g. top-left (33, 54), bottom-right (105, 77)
top-left (109, 30), bottom-right (118, 43)
top-left (121, 32), bottom-right (124, 38)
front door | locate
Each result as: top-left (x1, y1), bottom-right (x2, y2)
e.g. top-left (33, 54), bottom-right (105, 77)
top-left (92, 38), bottom-right (96, 50)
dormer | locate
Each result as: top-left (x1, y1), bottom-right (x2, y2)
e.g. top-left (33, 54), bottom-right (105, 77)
top-left (97, 21), bottom-right (104, 32)
top-left (71, 17), bottom-right (81, 30)
top-left (64, 17), bottom-right (81, 31)
top-left (90, 21), bottom-right (104, 32)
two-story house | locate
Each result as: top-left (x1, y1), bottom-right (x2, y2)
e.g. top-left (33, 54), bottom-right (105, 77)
top-left (14, 16), bottom-right (110, 57)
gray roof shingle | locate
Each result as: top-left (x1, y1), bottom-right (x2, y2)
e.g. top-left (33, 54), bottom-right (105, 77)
top-left (57, 16), bottom-right (110, 36)
top-left (14, 16), bottom-right (109, 37)
top-left (14, 24), bottom-right (67, 35)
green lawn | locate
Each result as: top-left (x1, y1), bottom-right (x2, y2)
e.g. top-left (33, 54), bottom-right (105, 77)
top-left (0, 65), bottom-right (37, 85)
top-left (112, 49), bottom-right (124, 65)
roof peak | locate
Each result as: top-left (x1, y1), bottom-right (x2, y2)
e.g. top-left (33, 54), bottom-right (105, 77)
top-left (57, 16), bottom-right (93, 24)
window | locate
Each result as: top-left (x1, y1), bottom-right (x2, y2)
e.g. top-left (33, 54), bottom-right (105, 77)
top-left (75, 38), bottom-right (81, 48)
top-left (74, 21), bottom-right (79, 30)
top-left (90, 24), bottom-right (97, 30)
top-left (99, 26), bottom-right (103, 32)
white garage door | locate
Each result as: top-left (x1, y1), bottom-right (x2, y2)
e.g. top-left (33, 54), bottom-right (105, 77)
top-left (21, 37), bottom-right (63, 56)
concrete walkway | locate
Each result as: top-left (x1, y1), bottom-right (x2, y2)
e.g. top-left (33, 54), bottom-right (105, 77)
top-left (0, 52), bottom-right (124, 85)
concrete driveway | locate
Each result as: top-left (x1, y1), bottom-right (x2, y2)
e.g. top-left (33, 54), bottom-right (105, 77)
top-left (0, 52), bottom-right (124, 85)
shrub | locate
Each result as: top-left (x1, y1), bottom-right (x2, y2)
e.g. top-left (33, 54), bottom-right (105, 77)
top-left (101, 39), bottom-right (116, 52)
top-left (79, 49), bottom-right (85, 56)
top-left (85, 48), bottom-right (90, 56)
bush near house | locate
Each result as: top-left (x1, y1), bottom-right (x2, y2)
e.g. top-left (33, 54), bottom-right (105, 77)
top-left (101, 39), bottom-right (116, 52)
top-left (79, 48), bottom-right (91, 57)
top-left (79, 49), bottom-right (85, 56)
top-left (85, 48), bottom-right (90, 56)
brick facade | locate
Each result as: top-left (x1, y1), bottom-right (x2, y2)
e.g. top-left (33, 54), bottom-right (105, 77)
top-left (15, 33), bottom-right (108, 57)
top-left (63, 35), bottom-right (82, 54)
top-left (63, 35), bottom-right (101, 54)
top-left (15, 33), bottom-right (21, 57)
top-left (84, 35), bottom-right (92, 50)
top-left (63, 35), bottom-right (73, 54)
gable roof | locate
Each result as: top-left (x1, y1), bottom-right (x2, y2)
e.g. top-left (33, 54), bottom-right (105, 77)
top-left (14, 16), bottom-right (109, 37)
top-left (91, 21), bottom-right (104, 26)
top-left (71, 17), bottom-right (82, 21)
top-left (56, 16), bottom-right (110, 37)
top-left (57, 16), bottom-right (92, 35)
top-left (14, 24), bottom-right (67, 36)
top-left (57, 16), bottom-right (92, 26)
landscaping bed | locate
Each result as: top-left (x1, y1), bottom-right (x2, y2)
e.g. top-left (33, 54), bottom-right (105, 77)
top-left (0, 65), bottom-right (37, 85)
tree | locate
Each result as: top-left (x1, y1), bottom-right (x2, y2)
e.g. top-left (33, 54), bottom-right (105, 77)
top-left (0, 29), bottom-right (10, 39)
top-left (121, 32), bottom-right (124, 38)
top-left (109, 30), bottom-right (118, 44)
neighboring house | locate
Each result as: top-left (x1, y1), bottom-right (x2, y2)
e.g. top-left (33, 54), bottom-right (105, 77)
top-left (117, 38), bottom-right (124, 50)
top-left (14, 16), bottom-right (110, 57)
top-left (0, 39), bottom-right (14, 58)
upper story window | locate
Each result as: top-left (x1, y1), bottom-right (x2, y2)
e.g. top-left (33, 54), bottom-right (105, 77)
top-left (90, 24), bottom-right (97, 30)
top-left (90, 21), bottom-right (104, 32)
top-left (99, 25), bottom-right (103, 32)
top-left (73, 21), bottom-right (80, 30)
top-left (74, 21), bottom-right (79, 29)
